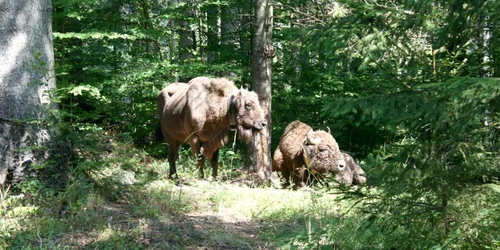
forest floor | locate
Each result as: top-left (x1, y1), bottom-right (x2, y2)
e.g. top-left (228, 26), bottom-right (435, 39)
top-left (1, 135), bottom-right (349, 249)
top-left (59, 179), bottom-right (293, 249)
top-left (57, 180), bottom-right (277, 249)
top-left (1, 166), bottom-right (344, 250)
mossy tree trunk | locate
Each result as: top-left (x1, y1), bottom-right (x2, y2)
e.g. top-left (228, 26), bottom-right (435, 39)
top-left (0, 0), bottom-right (56, 185)
top-left (246, 0), bottom-right (273, 179)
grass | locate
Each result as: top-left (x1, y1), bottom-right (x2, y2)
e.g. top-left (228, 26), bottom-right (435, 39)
top-left (0, 135), bottom-right (354, 250)
top-left (3, 132), bottom-right (498, 249)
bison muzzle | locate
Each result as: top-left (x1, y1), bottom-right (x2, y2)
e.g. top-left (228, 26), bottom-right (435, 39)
top-left (157, 76), bottom-right (267, 179)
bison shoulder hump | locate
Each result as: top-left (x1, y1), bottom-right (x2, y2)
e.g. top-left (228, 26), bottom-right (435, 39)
top-left (190, 77), bottom-right (235, 97)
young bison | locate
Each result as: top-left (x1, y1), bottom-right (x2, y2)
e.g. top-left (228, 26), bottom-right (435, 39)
top-left (334, 152), bottom-right (367, 185)
top-left (272, 120), bottom-right (346, 189)
top-left (304, 152), bottom-right (367, 186)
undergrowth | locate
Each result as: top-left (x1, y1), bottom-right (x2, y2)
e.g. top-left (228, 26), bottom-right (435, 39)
top-left (2, 116), bottom-right (499, 249)
top-left (0, 129), bottom-right (346, 249)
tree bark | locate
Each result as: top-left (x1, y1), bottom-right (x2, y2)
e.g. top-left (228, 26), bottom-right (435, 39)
top-left (177, 1), bottom-right (195, 63)
top-left (206, 3), bottom-right (221, 64)
top-left (0, 0), bottom-right (56, 185)
top-left (247, 0), bottom-right (273, 179)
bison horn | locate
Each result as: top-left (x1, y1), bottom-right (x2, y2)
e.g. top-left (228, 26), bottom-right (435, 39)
top-left (227, 95), bottom-right (237, 126)
top-left (327, 126), bottom-right (331, 134)
top-left (305, 130), bottom-right (321, 145)
top-left (302, 144), bottom-right (313, 168)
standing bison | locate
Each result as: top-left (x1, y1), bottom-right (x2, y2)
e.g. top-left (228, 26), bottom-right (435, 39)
top-left (157, 76), bottom-right (267, 179)
top-left (272, 120), bottom-right (346, 188)
top-left (272, 120), bottom-right (367, 188)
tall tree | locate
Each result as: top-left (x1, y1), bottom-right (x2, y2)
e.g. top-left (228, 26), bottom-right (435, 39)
top-left (205, 2), bottom-right (221, 64)
top-left (247, 0), bottom-right (274, 179)
top-left (0, 0), bottom-right (56, 185)
top-left (176, 0), bottom-right (195, 63)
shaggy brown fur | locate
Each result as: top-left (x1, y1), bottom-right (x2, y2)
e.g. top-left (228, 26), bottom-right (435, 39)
top-left (272, 120), bottom-right (345, 189)
top-left (157, 76), bottom-right (267, 179)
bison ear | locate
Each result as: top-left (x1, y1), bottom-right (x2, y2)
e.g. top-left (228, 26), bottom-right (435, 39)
top-left (232, 92), bottom-right (242, 107)
top-left (305, 130), bottom-right (311, 143)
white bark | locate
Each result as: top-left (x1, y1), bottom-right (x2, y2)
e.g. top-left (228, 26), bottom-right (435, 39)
top-left (482, 18), bottom-right (492, 77)
top-left (0, 0), bottom-right (56, 185)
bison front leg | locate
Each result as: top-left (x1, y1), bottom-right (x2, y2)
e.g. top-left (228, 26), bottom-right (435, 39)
top-left (190, 142), bottom-right (206, 179)
top-left (292, 167), bottom-right (307, 189)
top-left (281, 168), bottom-right (291, 188)
top-left (197, 157), bottom-right (206, 179)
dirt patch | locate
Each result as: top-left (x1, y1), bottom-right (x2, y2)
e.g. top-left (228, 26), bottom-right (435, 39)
top-left (54, 193), bottom-right (276, 249)
top-left (145, 212), bottom-right (272, 249)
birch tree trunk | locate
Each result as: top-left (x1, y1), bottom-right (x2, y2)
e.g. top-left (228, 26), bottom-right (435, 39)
top-left (0, 0), bottom-right (56, 185)
top-left (247, 0), bottom-right (273, 179)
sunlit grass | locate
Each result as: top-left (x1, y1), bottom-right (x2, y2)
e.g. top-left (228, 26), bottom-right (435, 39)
top-left (11, 142), bottom-right (496, 249)
top-left (2, 132), bottom-right (436, 249)
top-left (1, 135), bottom-right (354, 249)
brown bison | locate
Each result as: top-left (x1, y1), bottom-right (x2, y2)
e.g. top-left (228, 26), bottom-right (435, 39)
top-left (157, 76), bottom-right (267, 179)
top-left (272, 120), bottom-right (346, 188)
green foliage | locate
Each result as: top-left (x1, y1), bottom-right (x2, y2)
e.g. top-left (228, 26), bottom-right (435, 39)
top-left (52, 0), bottom-right (255, 151)
top-left (318, 77), bottom-right (500, 248)
top-left (16, 0), bottom-right (498, 248)
top-left (268, 0), bottom-right (500, 247)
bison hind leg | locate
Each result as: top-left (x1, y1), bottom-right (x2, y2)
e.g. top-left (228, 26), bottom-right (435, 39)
top-left (167, 140), bottom-right (181, 179)
top-left (272, 148), bottom-right (283, 172)
top-left (210, 149), bottom-right (219, 179)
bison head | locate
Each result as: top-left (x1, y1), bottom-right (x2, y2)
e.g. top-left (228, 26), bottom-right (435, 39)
top-left (335, 152), bottom-right (367, 185)
top-left (230, 88), bottom-right (267, 142)
top-left (303, 129), bottom-right (345, 175)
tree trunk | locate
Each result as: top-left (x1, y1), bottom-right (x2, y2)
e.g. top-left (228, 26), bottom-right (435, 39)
top-left (246, 0), bottom-right (273, 179)
top-left (481, 20), bottom-right (492, 77)
top-left (0, 0), bottom-right (56, 185)
top-left (206, 4), bottom-right (221, 64)
top-left (177, 1), bottom-right (195, 63)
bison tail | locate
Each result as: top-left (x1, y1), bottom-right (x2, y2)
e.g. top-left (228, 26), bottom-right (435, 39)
top-left (155, 122), bottom-right (164, 142)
